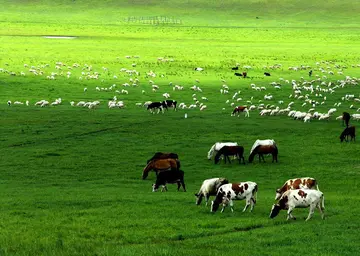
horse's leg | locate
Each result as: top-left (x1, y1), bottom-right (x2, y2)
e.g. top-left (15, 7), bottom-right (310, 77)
top-left (181, 180), bottom-right (186, 192)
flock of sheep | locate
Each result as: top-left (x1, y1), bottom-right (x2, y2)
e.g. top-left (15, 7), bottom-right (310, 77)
top-left (4, 58), bottom-right (360, 126)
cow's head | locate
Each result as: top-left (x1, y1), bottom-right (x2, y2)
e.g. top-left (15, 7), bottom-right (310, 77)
top-left (275, 189), bottom-right (282, 200)
top-left (195, 193), bottom-right (202, 205)
top-left (269, 204), bottom-right (281, 218)
top-left (210, 190), bottom-right (225, 212)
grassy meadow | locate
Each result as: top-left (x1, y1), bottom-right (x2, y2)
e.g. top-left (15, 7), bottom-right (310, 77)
top-left (1, 1), bottom-right (360, 255)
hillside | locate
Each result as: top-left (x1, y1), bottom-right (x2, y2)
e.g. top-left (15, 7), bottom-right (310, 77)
top-left (2, 0), bottom-right (360, 27)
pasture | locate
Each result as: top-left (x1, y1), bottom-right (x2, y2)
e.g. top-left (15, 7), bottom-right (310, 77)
top-left (1, 1), bottom-right (360, 255)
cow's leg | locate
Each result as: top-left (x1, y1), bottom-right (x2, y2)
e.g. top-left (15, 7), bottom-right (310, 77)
top-left (229, 200), bottom-right (235, 212)
top-left (250, 197), bottom-right (256, 212)
top-left (227, 155), bottom-right (231, 164)
top-left (242, 156), bottom-right (246, 164)
top-left (287, 206), bottom-right (296, 220)
top-left (204, 194), bottom-right (209, 206)
top-left (177, 181), bottom-right (181, 191)
top-left (242, 199), bottom-right (250, 212)
top-left (220, 203), bottom-right (226, 213)
top-left (306, 204), bottom-right (316, 221)
top-left (317, 203), bottom-right (325, 220)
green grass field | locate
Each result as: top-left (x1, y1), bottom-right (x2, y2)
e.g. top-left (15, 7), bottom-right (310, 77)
top-left (1, 1), bottom-right (360, 255)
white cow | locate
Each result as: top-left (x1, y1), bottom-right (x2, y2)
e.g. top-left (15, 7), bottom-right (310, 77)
top-left (210, 182), bottom-right (258, 213)
top-left (269, 189), bottom-right (325, 221)
top-left (249, 139), bottom-right (276, 155)
top-left (207, 142), bottom-right (238, 160)
top-left (195, 178), bottom-right (229, 206)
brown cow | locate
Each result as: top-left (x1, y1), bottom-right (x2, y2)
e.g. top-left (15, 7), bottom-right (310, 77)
top-left (275, 177), bottom-right (319, 200)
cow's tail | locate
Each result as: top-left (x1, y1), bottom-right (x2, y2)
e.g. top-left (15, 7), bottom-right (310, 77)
top-left (208, 144), bottom-right (215, 160)
top-left (321, 193), bottom-right (325, 209)
top-left (315, 180), bottom-right (320, 191)
top-left (252, 184), bottom-right (258, 204)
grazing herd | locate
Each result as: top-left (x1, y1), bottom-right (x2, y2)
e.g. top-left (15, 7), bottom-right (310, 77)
top-left (143, 141), bottom-right (325, 221)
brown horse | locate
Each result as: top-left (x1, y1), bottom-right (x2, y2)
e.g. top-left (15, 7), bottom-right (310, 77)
top-left (147, 152), bottom-right (179, 163)
top-left (214, 146), bottom-right (245, 164)
top-left (248, 144), bottom-right (278, 163)
top-left (142, 158), bottom-right (179, 179)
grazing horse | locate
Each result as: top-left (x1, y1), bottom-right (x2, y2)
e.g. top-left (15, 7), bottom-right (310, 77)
top-left (147, 152), bottom-right (179, 163)
top-left (340, 126), bottom-right (356, 142)
top-left (207, 142), bottom-right (238, 160)
top-left (142, 158), bottom-right (179, 179)
top-left (231, 106), bottom-right (249, 117)
top-left (249, 139), bottom-right (276, 155)
top-left (214, 146), bottom-right (245, 164)
top-left (248, 144), bottom-right (278, 163)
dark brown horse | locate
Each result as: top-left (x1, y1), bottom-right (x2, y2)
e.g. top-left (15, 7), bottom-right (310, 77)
top-left (142, 158), bottom-right (179, 179)
top-left (147, 152), bottom-right (179, 163)
top-left (214, 146), bottom-right (245, 164)
top-left (248, 145), bottom-right (278, 163)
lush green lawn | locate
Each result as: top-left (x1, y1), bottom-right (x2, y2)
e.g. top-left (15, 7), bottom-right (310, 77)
top-left (1, 1), bottom-right (360, 255)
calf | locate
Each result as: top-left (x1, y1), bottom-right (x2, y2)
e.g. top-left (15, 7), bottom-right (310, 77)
top-left (210, 182), bottom-right (258, 213)
top-left (195, 178), bottom-right (229, 206)
top-left (275, 177), bottom-right (319, 200)
top-left (162, 99), bottom-right (177, 111)
top-left (342, 112), bottom-right (351, 127)
top-left (147, 102), bottom-right (165, 114)
top-left (269, 189), bottom-right (325, 221)
top-left (264, 72), bottom-right (271, 76)
top-left (340, 126), bottom-right (356, 142)
top-left (152, 170), bottom-right (186, 192)
top-left (242, 71), bottom-right (247, 78)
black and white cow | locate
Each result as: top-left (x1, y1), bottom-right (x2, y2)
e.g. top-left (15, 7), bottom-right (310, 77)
top-left (269, 189), bottom-right (325, 221)
top-left (147, 102), bottom-right (165, 114)
top-left (152, 170), bottom-right (186, 192)
top-left (162, 100), bottom-right (177, 111)
top-left (195, 178), bottom-right (229, 206)
top-left (210, 182), bottom-right (258, 213)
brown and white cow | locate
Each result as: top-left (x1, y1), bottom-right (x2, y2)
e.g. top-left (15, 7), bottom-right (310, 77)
top-left (275, 177), bottom-right (319, 200)
top-left (269, 189), bottom-right (325, 221)
top-left (210, 182), bottom-right (257, 213)
top-left (231, 106), bottom-right (249, 117)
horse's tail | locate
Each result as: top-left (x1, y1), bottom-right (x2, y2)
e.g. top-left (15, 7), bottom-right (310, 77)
top-left (176, 159), bottom-right (181, 169)
top-left (208, 144), bottom-right (216, 160)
